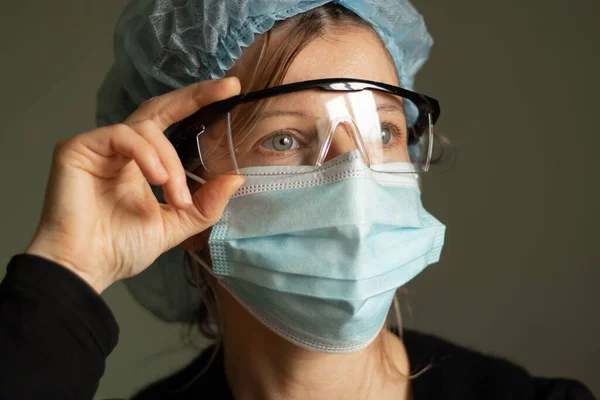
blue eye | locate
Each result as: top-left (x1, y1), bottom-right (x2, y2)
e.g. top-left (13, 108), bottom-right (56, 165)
top-left (381, 125), bottom-right (393, 145)
top-left (263, 133), bottom-right (300, 151)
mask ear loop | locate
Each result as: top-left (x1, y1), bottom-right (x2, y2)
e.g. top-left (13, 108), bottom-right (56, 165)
top-left (188, 251), bottom-right (225, 334)
top-left (187, 249), bottom-right (224, 281)
top-left (188, 249), bottom-right (226, 333)
top-left (185, 170), bottom-right (206, 185)
top-left (392, 292), bottom-right (403, 340)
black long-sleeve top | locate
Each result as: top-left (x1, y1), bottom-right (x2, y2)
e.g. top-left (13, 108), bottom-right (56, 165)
top-left (0, 254), bottom-right (595, 399)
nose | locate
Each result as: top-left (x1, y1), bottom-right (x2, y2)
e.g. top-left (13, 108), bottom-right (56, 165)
top-left (322, 121), bottom-right (369, 164)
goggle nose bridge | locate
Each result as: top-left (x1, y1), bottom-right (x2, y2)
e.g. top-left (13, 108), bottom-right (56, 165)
top-left (315, 116), bottom-right (371, 168)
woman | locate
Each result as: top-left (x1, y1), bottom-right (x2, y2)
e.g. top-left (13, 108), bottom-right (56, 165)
top-left (0, 0), bottom-right (594, 399)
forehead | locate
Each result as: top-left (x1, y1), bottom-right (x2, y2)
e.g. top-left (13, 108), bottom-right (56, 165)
top-left (282, 28), bottom-right (399, 87)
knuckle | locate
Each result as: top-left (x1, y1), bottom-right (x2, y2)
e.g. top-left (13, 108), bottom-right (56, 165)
top-left (151, 110), bottom-right (171, 130)
top-left (192, 92), bottom-right (207, 109)
top-left (131, 119), bottom-right (157, 136)
top-left (140, 96), bottom-right (160, 109)
top-left (140, 98), bottom-right (172, 127)
top-left (113, 123), bottom-right (133, 136)
top-left (131, 110), bottom-right (169, 132)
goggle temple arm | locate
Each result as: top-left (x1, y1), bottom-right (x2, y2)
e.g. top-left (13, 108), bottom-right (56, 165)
top-left (185, 170), bottom-right (206, 185)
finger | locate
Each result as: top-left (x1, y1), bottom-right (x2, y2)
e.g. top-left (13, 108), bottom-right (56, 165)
top-left (160, 175), bottom-right (245, 251)
top-left (125, 118), bottom-right (192, 210)
top-left (74, 125), bottom-right (170, 185)
top-left (124, 77), bottom-right (241, 132)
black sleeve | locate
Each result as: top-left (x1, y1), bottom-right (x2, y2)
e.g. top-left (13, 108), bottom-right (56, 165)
top-left (403, 329), bottom-right (597, 400)
top-left (534, 378), bottom-right (596, 400)
top-left (0, 254), bottom-right (119, 399)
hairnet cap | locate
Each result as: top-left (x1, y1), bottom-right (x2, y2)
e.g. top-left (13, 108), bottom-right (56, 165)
top-left (96, 0), bottom-right (433, 127)
top-left (97, 0), bottom-right (433, 323)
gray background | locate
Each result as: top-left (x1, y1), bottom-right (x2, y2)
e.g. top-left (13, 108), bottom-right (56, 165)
top-left (0, 1), bottom-right (598, 398)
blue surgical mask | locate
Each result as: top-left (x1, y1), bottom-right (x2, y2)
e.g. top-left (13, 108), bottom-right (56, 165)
top-left (192, 151), bottom-right (446, 353)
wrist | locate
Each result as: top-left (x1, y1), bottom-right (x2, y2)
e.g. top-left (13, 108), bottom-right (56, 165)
top-left (24, 243), bottom-right (113, 295)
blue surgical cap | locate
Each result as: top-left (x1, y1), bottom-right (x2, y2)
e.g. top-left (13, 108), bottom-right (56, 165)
top-left (98, 0), bottom-right (434, 323)
top-left (96, 0), bottom-right (433, 128)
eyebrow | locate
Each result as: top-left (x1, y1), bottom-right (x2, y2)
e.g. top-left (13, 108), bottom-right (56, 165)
top-left (259, 109), bottom-right (316, 120)
top-left (376, 102), bottom-right (404, 113)
top-left (259, 102), bottom-right (405, 120)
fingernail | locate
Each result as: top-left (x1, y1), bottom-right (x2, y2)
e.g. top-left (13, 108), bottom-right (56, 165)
top-left (229, 176), bottom-right (246, 193)
top-left (223, 76), bottom-right (239, 85)
top-left (156, 164), bottom-right (169, 180)
top-left (221, 76), bottom-right (241, 92)
top-left (235, 175), bottom-right (246, 187)
top-left (181, 187), bottom-right (193, 205)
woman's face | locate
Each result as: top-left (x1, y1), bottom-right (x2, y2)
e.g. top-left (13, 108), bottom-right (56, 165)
top-left (180, 27), bottom-right (399, 253)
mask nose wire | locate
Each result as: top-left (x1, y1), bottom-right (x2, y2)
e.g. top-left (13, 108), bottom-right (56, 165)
top-left (315, 117), bottom-right (371, 168)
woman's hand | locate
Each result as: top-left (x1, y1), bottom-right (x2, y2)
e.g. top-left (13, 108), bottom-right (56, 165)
top-left (24, 78), bottom-right (244, 294)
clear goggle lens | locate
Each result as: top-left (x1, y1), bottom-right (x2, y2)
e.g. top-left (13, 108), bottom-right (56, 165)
top-left (194, 89), bottom-right (436, 175)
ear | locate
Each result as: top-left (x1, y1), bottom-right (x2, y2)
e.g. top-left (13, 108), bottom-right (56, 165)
top-left (178, 227), bottom-right (212, 252)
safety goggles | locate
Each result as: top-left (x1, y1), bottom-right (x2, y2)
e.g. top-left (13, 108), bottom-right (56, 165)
top-left (169, 78), bottom-right (441, 178)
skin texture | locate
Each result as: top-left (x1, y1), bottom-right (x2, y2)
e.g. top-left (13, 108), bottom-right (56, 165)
top-left (180, 27), bottom-right (413, 400)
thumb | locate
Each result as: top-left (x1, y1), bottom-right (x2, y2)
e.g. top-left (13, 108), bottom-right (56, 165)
top-left (161, 175), bottom-right (245, 251)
